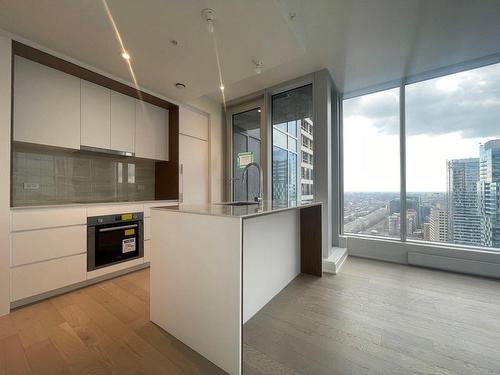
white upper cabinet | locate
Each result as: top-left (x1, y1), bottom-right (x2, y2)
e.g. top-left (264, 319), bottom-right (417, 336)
top-left (179, 106), bottom-right (209, 141)
top-left (135, 100), bottom-right (169, 160)
top-left (14, 56), bottom-right (80, 150)
top-left (110, 91), bottom-right (135, 153)
top-left (81, 80), bottom-right (111, 149)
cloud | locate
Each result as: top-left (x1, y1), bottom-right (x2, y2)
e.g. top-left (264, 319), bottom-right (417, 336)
top-left (343, 63), bottom-right (500, 139)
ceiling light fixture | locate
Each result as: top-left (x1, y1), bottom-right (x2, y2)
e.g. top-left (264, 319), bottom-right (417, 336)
top-left (220, 85), bottom-right (225, 91)
top-left (201, 8), bottom-right (216, 33)
top-left (253, 60), bottom-right (264, 74)
top-left (121, 51), bottom-right (131, 60)
top-left (175, 82), bottom-right (186, 89)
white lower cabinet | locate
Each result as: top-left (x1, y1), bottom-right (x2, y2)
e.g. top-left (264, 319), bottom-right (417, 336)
top-left (11, 225), bottom-right (86, 266)
top-left (11, 254), bottom-right (86, 302)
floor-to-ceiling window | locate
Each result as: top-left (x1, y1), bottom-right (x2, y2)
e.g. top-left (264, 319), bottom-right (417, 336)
top-left (343, 88), bottom-right (400, 238)
top-left (342, 61), bottom-right (500, 252)
top-left (271, 84), bottom-right (314, 205)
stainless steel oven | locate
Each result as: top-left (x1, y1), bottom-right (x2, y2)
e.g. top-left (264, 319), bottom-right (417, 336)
top-left (87, 212), bottom-right (144, 271)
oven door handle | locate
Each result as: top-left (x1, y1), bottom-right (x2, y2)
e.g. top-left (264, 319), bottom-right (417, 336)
top-left (98, 224), bottom-right (138, 233)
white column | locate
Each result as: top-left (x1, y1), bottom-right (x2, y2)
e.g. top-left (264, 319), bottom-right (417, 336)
top-left (0, 36), bottom-right (12, 316)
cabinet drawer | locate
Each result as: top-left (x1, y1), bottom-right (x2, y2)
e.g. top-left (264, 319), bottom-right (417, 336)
top-left (11, 207), bottom-right (86, 231)
top-left (11, 254), bottom-right (86, 302)
top-left (12, 226), bottom-right (86, 266)
top-left (86, 204), bottom-right (144, 217)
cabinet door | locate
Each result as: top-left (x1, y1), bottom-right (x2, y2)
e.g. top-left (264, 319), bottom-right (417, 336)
top-left (135, 100), bottom-right (169, 160)
top-left (14, 56), bottom-right (80, 149)
top-left (179, 135), bottom-right (209, 204)
top-left (111, 91), bottom-right (135, 153)
top-left (179, 106), bottom-right (209, 141)
top-left (81, 80), bottom-right (111, 149)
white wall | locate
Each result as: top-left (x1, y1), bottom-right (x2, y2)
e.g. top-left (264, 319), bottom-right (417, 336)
top-left (0, 36), bottom-right (11, 316)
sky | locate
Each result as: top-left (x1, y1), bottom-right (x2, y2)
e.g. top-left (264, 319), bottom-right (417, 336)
top-left (343, 62), bottom-right (500, 192)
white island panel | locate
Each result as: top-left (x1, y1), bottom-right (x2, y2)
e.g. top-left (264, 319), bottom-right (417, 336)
top-left (243, 209), bottom-right (300, 323)
top-left (150, 210), bottom-right (242, 375)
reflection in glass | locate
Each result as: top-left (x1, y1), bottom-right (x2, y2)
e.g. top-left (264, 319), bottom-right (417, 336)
top-left (271, 84), bottom-right (313, 205)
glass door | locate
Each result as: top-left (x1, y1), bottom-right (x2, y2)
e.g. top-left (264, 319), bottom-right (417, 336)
top-left (231, 107), bottom-right (262, 201)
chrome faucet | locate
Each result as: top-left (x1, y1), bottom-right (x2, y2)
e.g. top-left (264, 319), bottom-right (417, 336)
top-left (241, 162), bottom-right (263, 203)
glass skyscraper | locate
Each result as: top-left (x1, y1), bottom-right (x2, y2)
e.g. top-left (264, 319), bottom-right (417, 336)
top-left (447, 158), bottom-right (481, 246)
top-left (478, 140), bottom-right (500, 248)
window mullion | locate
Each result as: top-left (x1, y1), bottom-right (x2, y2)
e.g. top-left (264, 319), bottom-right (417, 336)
top-left (400, 83), bottom-right (407, 242)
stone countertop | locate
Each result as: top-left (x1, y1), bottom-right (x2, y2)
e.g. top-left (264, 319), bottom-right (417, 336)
top-left (151, 201), bottom-right (322, 219)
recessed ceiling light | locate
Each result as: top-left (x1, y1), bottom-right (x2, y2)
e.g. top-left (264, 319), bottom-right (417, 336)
top-left (220, 85), bottom-right (225, 91)
top-left (121, 51), bottom-right (131, 60)
top-left (175, 83), bottom-right (186, 89)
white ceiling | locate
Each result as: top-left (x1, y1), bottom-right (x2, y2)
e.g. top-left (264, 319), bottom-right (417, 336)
top-left (1, 0), bottom-right (500, 103)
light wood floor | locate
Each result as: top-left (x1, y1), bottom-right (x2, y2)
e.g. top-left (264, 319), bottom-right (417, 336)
top-left (2, 258), bottom-right (500, 375)
top-left (243, 257), bottom-right (500, 375)
top-left (0, 268), bottom-right (224, 375)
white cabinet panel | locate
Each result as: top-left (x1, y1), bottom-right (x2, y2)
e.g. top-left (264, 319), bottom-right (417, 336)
top-left (11, 207), bottom-right (86, 231)
top-left (144, 217), bottom-right (151, 241)
top-left (11, 254), bottom-right (86, 301)
top-left (11, 226), bottom-right (86, 266)
top-left (81, 80), bottom-right (111, 149)
top-left (111, 91), bottom-right (135, 153)
top-left (86, 204), bottom-right (144, 217)
top-left (86, 257), bottom-right (144, 280)
top-left (179, 135), bottom-right (209, 204)
top-left (179, 106), bottom-right (209, 141)
top-left (143, 201), bottom-right (178, 218)
top-left (135, 100), bottom-right (168, 160)
top-left (144, 239), bottom-right (151, 262)
top-left (13, 56), bottom-right (80, 149)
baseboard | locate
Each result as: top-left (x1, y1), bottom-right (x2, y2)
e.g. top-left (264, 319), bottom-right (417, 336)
top-left (10, 262), bottom-right (150, 309)
top-left (323, 247), bottom-right (348, 274)
top-left (408, 252), bottom-right (500, 278)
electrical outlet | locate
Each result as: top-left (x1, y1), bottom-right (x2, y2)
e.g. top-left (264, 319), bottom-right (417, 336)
top-left (23, 182), bottom-right (40, 190)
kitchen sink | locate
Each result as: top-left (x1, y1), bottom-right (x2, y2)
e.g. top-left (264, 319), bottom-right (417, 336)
top-left (217, 201), bottom-right (259, 206)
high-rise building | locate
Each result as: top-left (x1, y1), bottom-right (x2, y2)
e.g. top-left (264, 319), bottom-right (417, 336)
top-left (447, 158), bottom-right (481, 245)
top-left (478, 140), bottom-right (500, 248)
top-left (423, 222), bottom-right (431, 241)
top-left (300, 118), bottom-right (314, 203)
top-left (429, 206), bottom-right (448, 242)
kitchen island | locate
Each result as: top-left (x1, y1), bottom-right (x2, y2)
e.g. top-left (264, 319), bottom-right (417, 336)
top-left (150, 201), bottom-right (322, 375)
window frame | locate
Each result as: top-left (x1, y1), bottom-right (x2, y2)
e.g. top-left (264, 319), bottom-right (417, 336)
top-left (340, 56), bottom-right (500, 254)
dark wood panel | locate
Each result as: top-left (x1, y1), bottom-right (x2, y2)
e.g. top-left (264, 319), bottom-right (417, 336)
top-left (155, 161), bottom-right (179, 200)
top-left (300, 205), bottom-right (322, 276)
top-left (168, 106), bottom-right (179, 163)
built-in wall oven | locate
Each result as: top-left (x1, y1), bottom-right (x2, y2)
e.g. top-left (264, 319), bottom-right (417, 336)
top-left (87, 212), bottom-right (144, 271)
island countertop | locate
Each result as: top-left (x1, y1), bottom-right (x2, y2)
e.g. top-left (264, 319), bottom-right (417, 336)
top-left (150, 200), bottom-right (322, 219)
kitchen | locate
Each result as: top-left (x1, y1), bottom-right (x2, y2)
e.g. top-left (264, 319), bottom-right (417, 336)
top-left (2, 1), bottom-right (500, 375)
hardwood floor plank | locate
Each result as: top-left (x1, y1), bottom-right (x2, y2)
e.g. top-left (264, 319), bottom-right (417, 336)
top-left (0, 334), bottom-right (33, 375)
top-left (48, 322), bottom-right (110, 375)
top-left (24, 339), bottom-right (70, 375)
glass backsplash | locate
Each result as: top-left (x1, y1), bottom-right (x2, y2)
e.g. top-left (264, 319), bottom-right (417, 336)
top-left (12, 143), bottom-right (156, 207)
